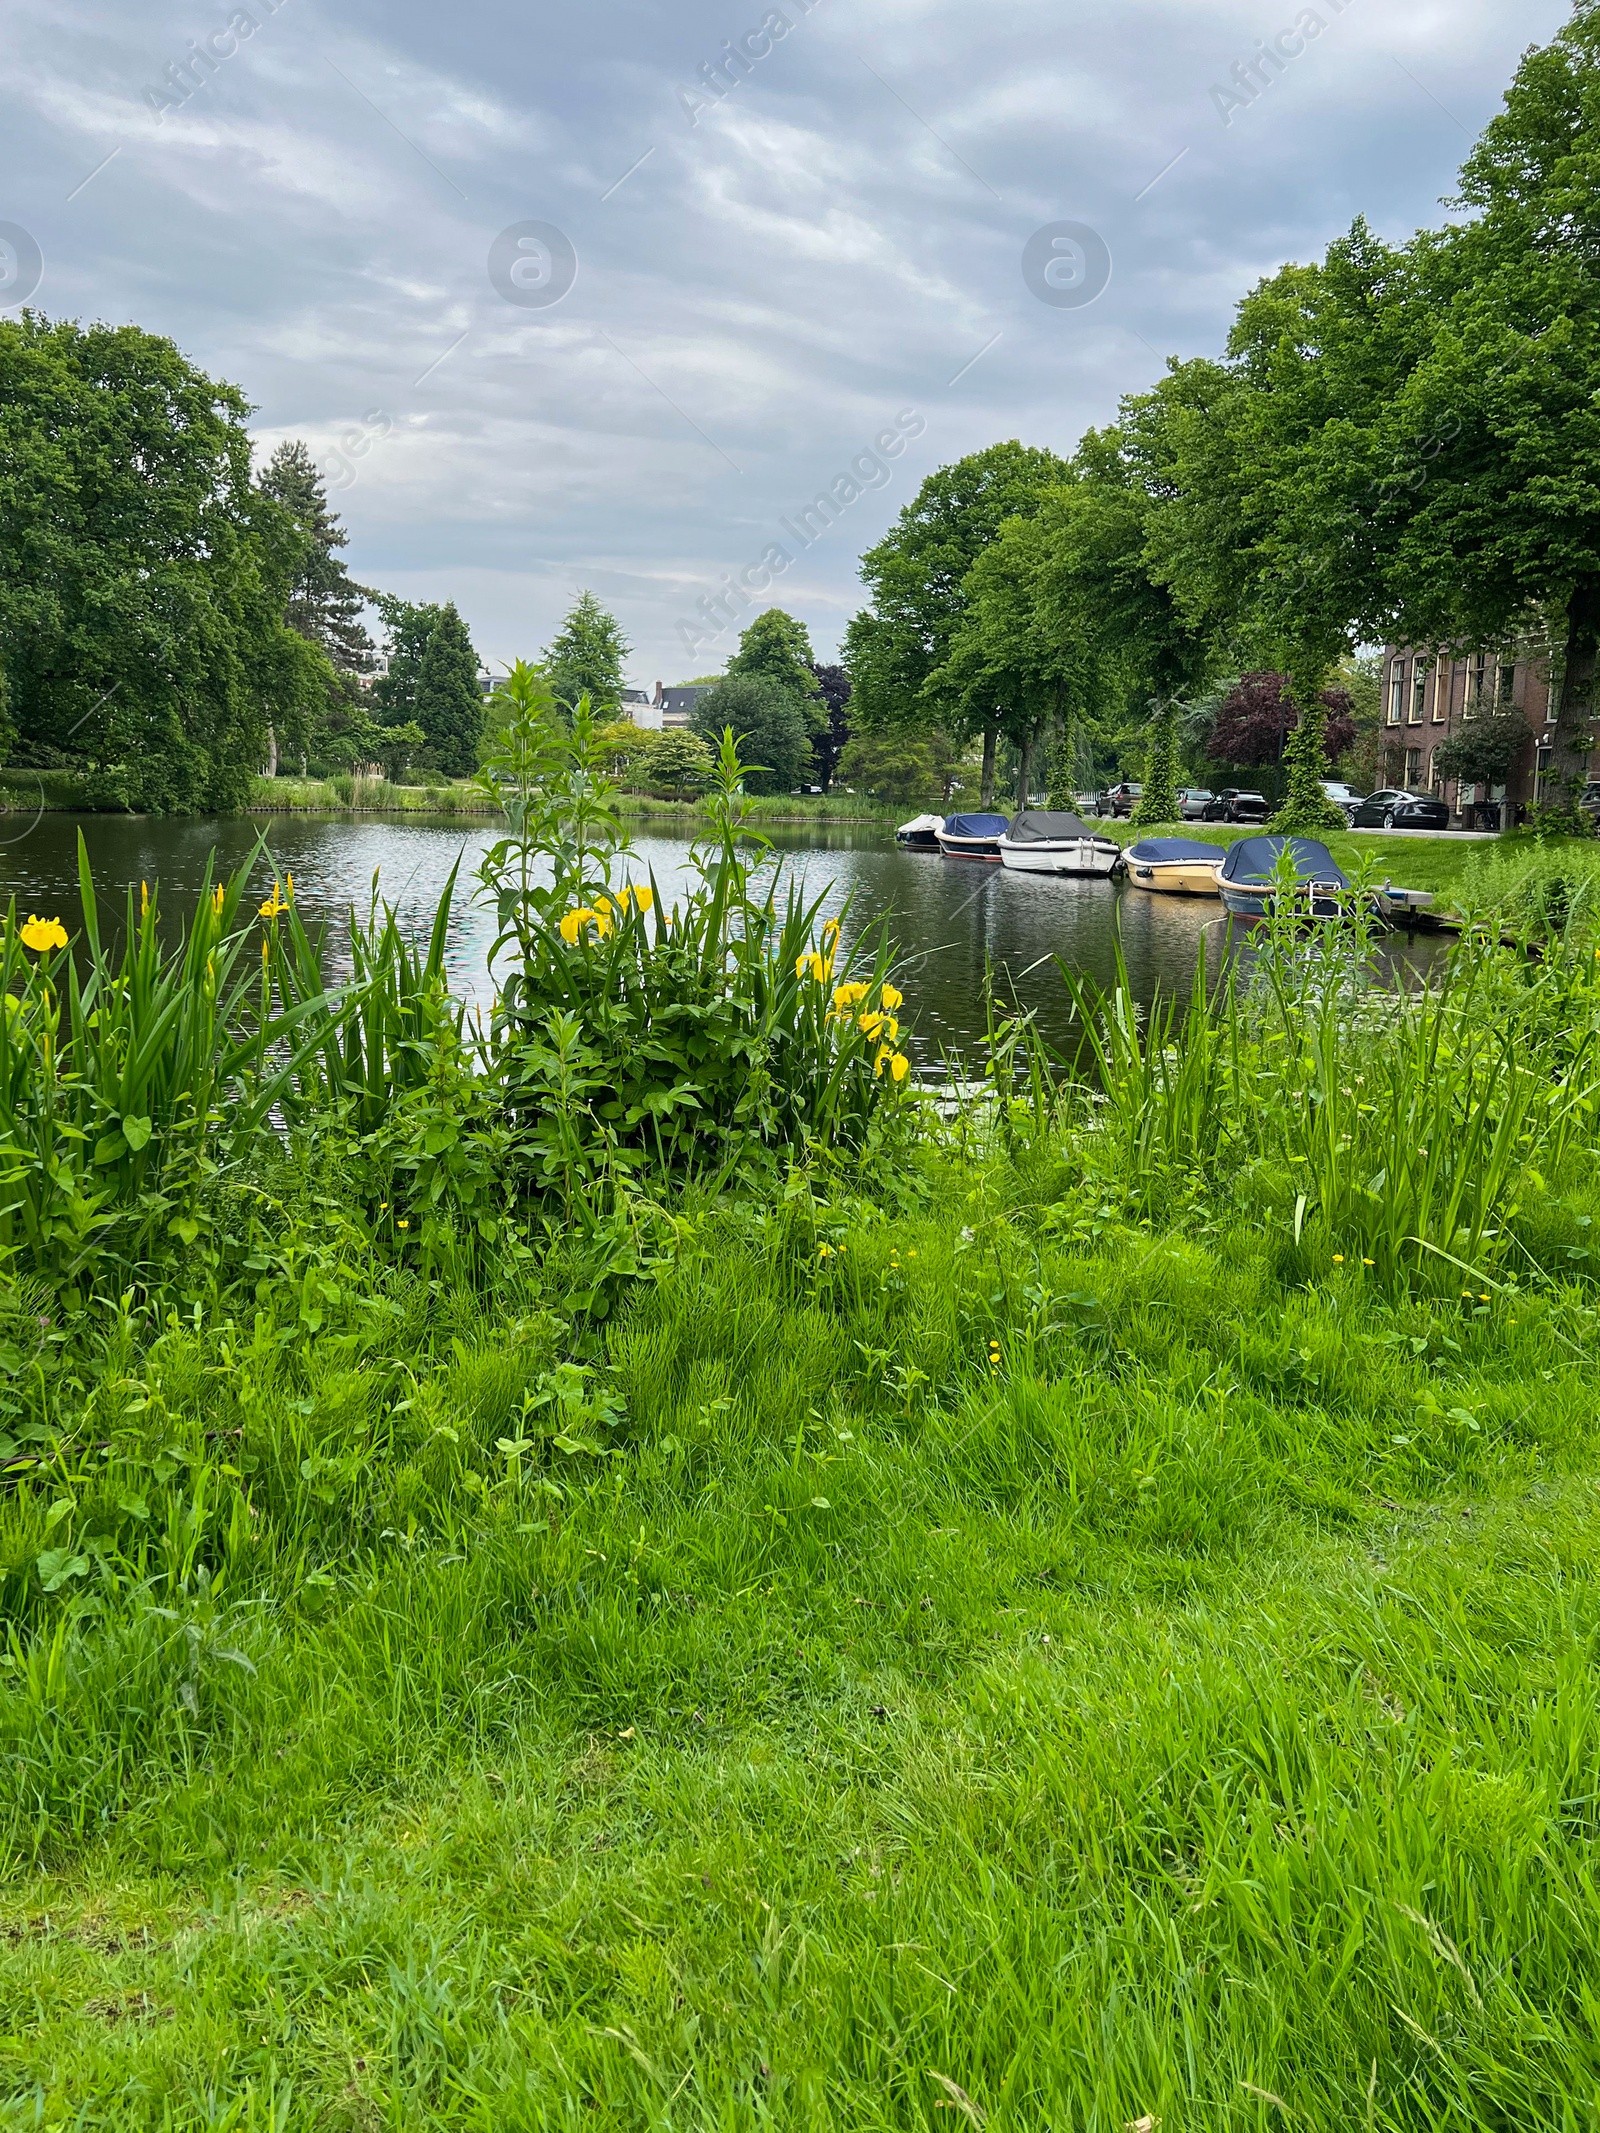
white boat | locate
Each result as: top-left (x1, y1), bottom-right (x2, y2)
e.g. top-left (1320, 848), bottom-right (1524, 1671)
top-left (936, 811), bottom-right (1010, 861)
top-left (998, 810), bottom-right (1122, 878)
top-left (895, 813), bottom-right (944, 850)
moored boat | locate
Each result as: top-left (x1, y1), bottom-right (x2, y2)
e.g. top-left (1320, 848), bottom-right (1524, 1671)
top-left (998, 810), bottom-right (1122, 878)
top-left (936, 811), bottom-right (1010, 861)
top-left (1124, 835), bottom-right (1227, 897)
top-left (1218, 835), bottom-right (1350, 920)
top-left (895, 812), bottom-right (944, 850)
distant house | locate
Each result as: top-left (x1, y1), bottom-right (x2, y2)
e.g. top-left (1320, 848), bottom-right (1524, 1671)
top-left (1378, 643), bottom-right (1578, 823)
top-left (619, 686), bottom-right (659, 729)
top-left (653, 681), bottom-right (716, 731)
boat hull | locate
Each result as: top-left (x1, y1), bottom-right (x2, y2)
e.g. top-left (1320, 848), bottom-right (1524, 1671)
top-left (1126, 857), bottom-right (1222, 896)
top-left (1221, 883), bottom-right (1347, 922)
top-left (998, 838), bottom-right (1120, 878)
top-left (937, 834), bottom-right (1005, 861)
top-left (895, 829), bottom-right (941, 850)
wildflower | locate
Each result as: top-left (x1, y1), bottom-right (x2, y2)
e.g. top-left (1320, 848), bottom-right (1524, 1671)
top-left (211, 885), bottom-right (225, 916)
top-left (560, 907), bottom-right (599, 944)
top-left (20, 915), bottom-right (67, 954)
top-left (258, 882), bottom-right (290, 919)
top-left (1332, 1254), bottom-right (1344, 1265)
top-left (631, 883), bottom-right (654, 913)
top-left (832, 981), bottom-right (870, 1012)
top-left (823, 918), bottom-right (841, 944)
top-left (889, 1052), bottom-right (910, 1083)
top-left (796, 951), bottom-right (832, 982)
top-left (286, 872), bottom-right (295, 900)
top-left (818, 1243), bottom-right (834, 1260)
top-left (880, 982), bottom-right (903, 1011)
top-left (1362, 1257), bottom-right (1374, 1266)
top-left (140, 881), bottom-right (150, 919)
top-left (397, 1218), bottom-right (409, 1230)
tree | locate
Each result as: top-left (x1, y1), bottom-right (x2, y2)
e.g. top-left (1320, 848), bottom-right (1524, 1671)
top-left (649, 729), bottom-right (713, 799)
top-left (1207, 672), bottom-right (1357, 767)
top-left (691, 674), bottom-right (809, 794)
top-left (1434, 702), bottom-right (1531, 785)
top-left (0, 313), bottom-right (328, 809)
top-left (834, 729), bottom-right (950, 807)
top-left (846, 441), bottom-right (1070, 804)
top-left (727, 610), bottom-right (821, 704)
top-left (594, 718), bottom-right (657, 782)
top-left (256, 441), bottom-right (375, 676)
top-left (413, 602), bottom-right (482, 777)
top-left (544, 591), bottom-right (630, 717)
top-left (808, 662), bottom-right (852, 788)
top-left (1130, 700), bottom-right (1181, 827)
top-left (371, 597), bottom-right (442, 729)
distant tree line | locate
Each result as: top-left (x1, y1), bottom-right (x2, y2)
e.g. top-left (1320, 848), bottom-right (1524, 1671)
top-left (841, 3), bottom-right (1600, 831)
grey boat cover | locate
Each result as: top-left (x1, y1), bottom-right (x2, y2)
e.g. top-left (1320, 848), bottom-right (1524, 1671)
top-left (1005, 810), bottom-right (1112, 843)
top-left (1220, 835), bottom-right (1348, 886)
top-left (1127, 837), bottom-right (1226, 863)
top-left (942, 813), bottom-right (1010, 838)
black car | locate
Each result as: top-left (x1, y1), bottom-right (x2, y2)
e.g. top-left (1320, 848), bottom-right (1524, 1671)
top-left (1351, 788), bottom-right (1449, 831)
top-left (1204, 788), bottom-right (1270, 824)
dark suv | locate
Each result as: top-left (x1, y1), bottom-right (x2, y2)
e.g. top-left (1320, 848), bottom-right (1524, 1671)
top-left (1204, 789), bottom-right (1270, 823)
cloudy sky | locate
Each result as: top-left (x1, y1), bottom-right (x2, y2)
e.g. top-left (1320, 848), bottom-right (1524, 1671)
top-left (5, 0), bottom-right (1570, 685)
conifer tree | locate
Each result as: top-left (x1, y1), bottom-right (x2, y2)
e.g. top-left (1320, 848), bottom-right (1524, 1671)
top-left (544, 591), bottom-right (630, 716)
top-left (256, 441), bottom-right (375, 675)
top-left (413, 602), bottom-right (483, 777)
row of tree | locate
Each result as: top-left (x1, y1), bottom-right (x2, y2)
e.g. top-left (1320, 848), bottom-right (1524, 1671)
top-left (844, 4), bottom-right (1600, 832)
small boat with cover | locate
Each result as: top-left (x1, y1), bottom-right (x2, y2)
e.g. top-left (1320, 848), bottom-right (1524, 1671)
top-left (895, 813), bottom-right (944, 850)
top-left (936, 811), bottom-right (1010, 861)
top-left (1218, 835), bottom-right (1350, 921)
top-left (1124, 835), bottom-right (1227, 897)
top-left (998, 810), bottom-right (1122, 879)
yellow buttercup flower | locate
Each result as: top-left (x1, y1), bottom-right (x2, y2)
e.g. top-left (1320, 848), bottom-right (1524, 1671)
top-left (20, 916), bottom-right (67, 954)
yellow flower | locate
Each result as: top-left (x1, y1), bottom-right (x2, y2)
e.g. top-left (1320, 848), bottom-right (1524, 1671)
top-left (879, 982), bottom-right (903, 1011)
top-left (1332, 1254), bottom-right (1344, 1265)
top-left (823, 918), bottom-right (841, 944)
top-left (211, 885), bottom-right (225, 917)
top-left (20, 915), bottom-right (67, 954)
top-left (630, 883), bottom-right (654, 913)
top-left (560, 907), bottom-right (598, 944)
top-left (397, 1218), bottom-right (409, 1229)
top-left (285, 872), bottom-right (295, 901)
top-left (140, 880), bottom-right (150, 919)
top-left (1362, 1257), bottom-right (1374, 1266)
top-left (818, 1243), bottom-right (834, 1259)
top-left (833, 981), bottom-right (869, 1009)
top-left (889, 1052), bottom-right (910, 1083)
top-left (797, 951), bottom-right (831, 982)
top-left (258, 881), bottom-right (290, 919)
top-left (596, 895), bottom-right (615, 915)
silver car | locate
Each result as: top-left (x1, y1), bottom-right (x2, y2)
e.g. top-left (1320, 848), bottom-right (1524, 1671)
top-left (1177, 788), bottom-right (1216, 820)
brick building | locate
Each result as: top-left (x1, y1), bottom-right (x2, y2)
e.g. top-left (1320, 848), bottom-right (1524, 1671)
top-left (1377, 642), bottom-right (1585, 824)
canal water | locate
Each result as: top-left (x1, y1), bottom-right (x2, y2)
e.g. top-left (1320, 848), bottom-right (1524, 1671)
top-left (0, 814), bottom-right (1446, 1071)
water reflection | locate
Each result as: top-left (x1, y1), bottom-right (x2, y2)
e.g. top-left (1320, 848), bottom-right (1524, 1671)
top-left (0, 814), bottom-right (1446, 1070)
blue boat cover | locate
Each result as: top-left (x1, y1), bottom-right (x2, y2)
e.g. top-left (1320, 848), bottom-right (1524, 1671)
top-left (1220, 836), bottom-right (1348, 886)
top-left (942, 813), bottom-right (1009, 837)
top-left (1127, 837), bottom-right (1226, 863)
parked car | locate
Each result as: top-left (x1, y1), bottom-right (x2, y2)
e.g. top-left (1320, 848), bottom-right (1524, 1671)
top-left (1319, 781), bottom-right (1364, 822)
top-left (1204, 788), bottom-right (1270, 823)
top-left (1351, 787), bottom-right (1450, 830)
top-left (1176, 788), bottom-right (1216, 820)
top-left (1579, 780), bottom-right (1600, 823)
top-left (1106, 782), bottom-right (1143, 817)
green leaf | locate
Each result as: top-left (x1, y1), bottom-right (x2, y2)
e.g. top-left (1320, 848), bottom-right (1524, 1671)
top-left (121, 1116), bottom-right (153, 1151)
top-left (169, 1215), bottom-right (201, 1245)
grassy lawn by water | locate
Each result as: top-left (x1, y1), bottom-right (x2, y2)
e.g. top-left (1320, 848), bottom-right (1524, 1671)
top-left (4, 1151), bottom-right (1599, 2128)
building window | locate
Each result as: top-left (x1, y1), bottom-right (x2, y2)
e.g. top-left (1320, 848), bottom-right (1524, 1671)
top-left (1387, 662), bottom-right (1404, 725)
top-left (1498, 661), bottom-right (1516, 705)
top-left (1469, 655), bottom-right (1488, 710)
top-left (1405, 746), bottom-right (1423, 786)
top-left (1432, 655), bottom-right (1449, 722)
top-left (1409, 663), bottom-right (1426, 723)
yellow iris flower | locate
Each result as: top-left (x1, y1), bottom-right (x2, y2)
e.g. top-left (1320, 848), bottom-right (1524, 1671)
top-left (880, 982), bottom-right (903, 1011)
top-left (20, 915), bottom-right (67, 954)
top-left (832, 981), bottom-right (870, 1011)
top-left (630, 883), bottom-right (654, 912)
top-left (796, 951), bottom-right (833, 982)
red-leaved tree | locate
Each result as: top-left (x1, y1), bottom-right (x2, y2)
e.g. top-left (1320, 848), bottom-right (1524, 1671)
top-left (1206, 672), bottom-right (1356, 767)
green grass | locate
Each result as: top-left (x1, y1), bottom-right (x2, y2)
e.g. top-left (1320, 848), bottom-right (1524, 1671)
top-left (3, 1145), bottom-right (1599, 2126)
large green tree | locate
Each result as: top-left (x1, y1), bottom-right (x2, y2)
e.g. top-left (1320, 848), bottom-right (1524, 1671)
top-left (691, 673), bottom-right (808, 795)
top-left (724, 607), bottom-right (829, 776)
top-left (845, 441), bottom-right (1069, 806)
top-left (544, 591), bottom-right (630, 717)
top-left (255, 441), bottom-right (375, 677)
top-left (0, 315), bottom-right (326, 809)
top-left (412, 602), bottom-right (483, 778)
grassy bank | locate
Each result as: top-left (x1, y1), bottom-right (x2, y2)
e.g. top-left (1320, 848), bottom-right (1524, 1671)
top-left (3, 698), bottom-right (1600, 2124)
top-left (248, 776), bottom-right (897, 827)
